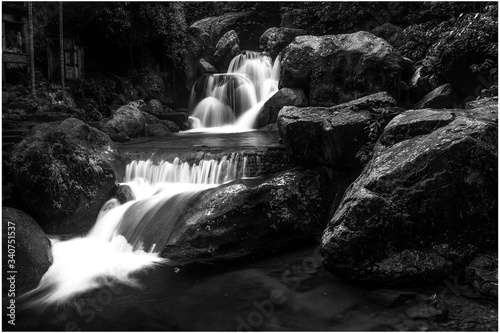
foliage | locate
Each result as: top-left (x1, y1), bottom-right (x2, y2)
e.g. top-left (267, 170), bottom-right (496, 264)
top-left (72, 77), bottom-right (115, 105)
top-left (396, 21), bottom-right (453, 61)
top-left (32, 2), bottom-right (56, 68)
top-left (422, 9), bottom-right (498, 78)
top-left (11, 130), bottom-right (108, 214)
top-left (184, 2), bottom-right (225, 24)
top-left (356, 108), bottom-right (397, 165)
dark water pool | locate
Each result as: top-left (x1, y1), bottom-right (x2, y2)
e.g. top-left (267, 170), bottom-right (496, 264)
top-left (9, 244), bottom-right (411, 331)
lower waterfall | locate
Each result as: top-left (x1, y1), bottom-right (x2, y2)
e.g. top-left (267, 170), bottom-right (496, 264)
top-left (22, 153), bottom-right (255, 307)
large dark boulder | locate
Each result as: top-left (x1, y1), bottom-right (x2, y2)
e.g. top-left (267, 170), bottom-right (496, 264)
top-left (414, 83), bottom-right (462, 109)
top-left (321, 105), bottom-right (497, 284)
top-left (155, 168), bottom-right (357, 263)
top-left (145, 123), bottom-right (171, 137)
top-left (280, 31), bottom-right (405, 106)
top-left (2, 208), bottom-right (52, 294)
top-left (257, 88), bottom-right (308, 128)
top-left (213, 30), bottom-right (240, 72)
top-left (277, 92), bottom-right (398, 168)
top-left (259, 27), bottom-right (307, 59)
top-left (105, 101), bottom-right (146, 138)
top-left (141, 110), bottom-right (179, 133)
top-left (11, 118), bottom-right (120, 234)
top-left (191, 11), bottom-right (281, 50)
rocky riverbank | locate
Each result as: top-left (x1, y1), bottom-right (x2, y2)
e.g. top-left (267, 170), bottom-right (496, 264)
top-left (2, 3), bottom-right (497, 329)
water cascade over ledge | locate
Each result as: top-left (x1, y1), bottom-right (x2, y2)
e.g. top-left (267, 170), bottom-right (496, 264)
top-left (188, 51), bottom-right (280, 132)
top-left (22, 153), bottom-right (258, 307)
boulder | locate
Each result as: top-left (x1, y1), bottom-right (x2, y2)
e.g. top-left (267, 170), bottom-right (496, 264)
top-left (159, 112), bottom-right (189, 129)
top-left (142, 99), bottom-right (164, 118)
top-left (277, 92), bottom-right (398, 168)
top-left (198, 58), bottom-right (217, 75)
top-left (145, 123), bottom-right (171, 137)
top-left (321, 106), bottom-right (497, 284)
top-left (414, 83), bottom-right (462, 109)
top-left (370, 23), bottom-right (403, 47)
top-left (116, 184), bottom-right (135, 204)
top-left (280, 32), bottom-right (405, 106)
top-left (155, 168), bottom-right (357, 263)
top-left (2, 208), bottom-right (53, 294)
top-left (105, 101), bottom-right (146, 138)
top-left (213, 30), bottom-right (240, 72)
top-left (142, 111), bottom-right (179, 133)
top-left (257, 88), bottom-right (308, 128)
top-left (191, 11), bottom-right (281, 50)
top-left (259, 27), bottom-right (307, 59)
top-left (11, 118), bottom-right (120, 234)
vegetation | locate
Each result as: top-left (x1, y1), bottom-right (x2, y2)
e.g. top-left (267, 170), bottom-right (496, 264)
top-left (11, 121), bottom-right (115, 218)
top-left (356, 108), bottom-right (402, 165)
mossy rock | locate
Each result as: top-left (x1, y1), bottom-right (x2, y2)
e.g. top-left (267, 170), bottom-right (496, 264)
top-left (11, 118), bottom-right (121, 234)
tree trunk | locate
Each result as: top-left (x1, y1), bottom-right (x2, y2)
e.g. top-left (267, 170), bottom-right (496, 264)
top-left (59, 2), bottom-right (65, 101)
top-left (28, 2), bottom-right (36, 97)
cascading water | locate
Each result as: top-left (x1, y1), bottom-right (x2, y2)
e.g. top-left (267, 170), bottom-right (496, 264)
top-left (188, 51), bottom-right (281, 132)
top-left (22, 154), bottom-right (257, 307)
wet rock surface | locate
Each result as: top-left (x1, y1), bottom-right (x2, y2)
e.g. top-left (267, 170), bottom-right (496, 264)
top-left (280, 31), bottom-right (405, 106)
top-left (414, 83), bottom-right (462, 109)
top-left (257, 87), bottom-right (308, 128)
top-left (277, 92), bottom-right (399, 168)
top-left (2, 208), bottom-right (52, 294)
top-left (191, 11), bottom-right (281, 50)
top-left (160, 168), bottom-right (355, 263)
top-left (321, 103), bottom-right (498, 284)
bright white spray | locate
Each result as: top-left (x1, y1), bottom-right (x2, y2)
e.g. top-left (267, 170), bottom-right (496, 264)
top-left (23, 154), bottom-right (252, 307)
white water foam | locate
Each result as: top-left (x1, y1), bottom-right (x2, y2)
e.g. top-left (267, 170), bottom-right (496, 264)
top-left (23, 154), bottom-right (253, 307)
top-left (188, 52), bottom-right (281, 132)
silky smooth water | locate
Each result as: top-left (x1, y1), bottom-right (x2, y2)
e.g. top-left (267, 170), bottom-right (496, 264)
top-left (188, 51), bottom-right (280, 132)
top-left (19, 152), bottom-right (259, 309)
top-left (14, 244), bottom-right (393, 331)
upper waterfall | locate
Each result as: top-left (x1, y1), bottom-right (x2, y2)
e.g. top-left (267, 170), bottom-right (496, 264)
top-left (188, 51), bottom-right (280, 131)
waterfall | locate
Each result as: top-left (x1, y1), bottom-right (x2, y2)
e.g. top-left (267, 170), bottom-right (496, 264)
top-left (189, 51), bottom-right (281, 131)
top-left (23, 154), bottom-right (258, 307)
